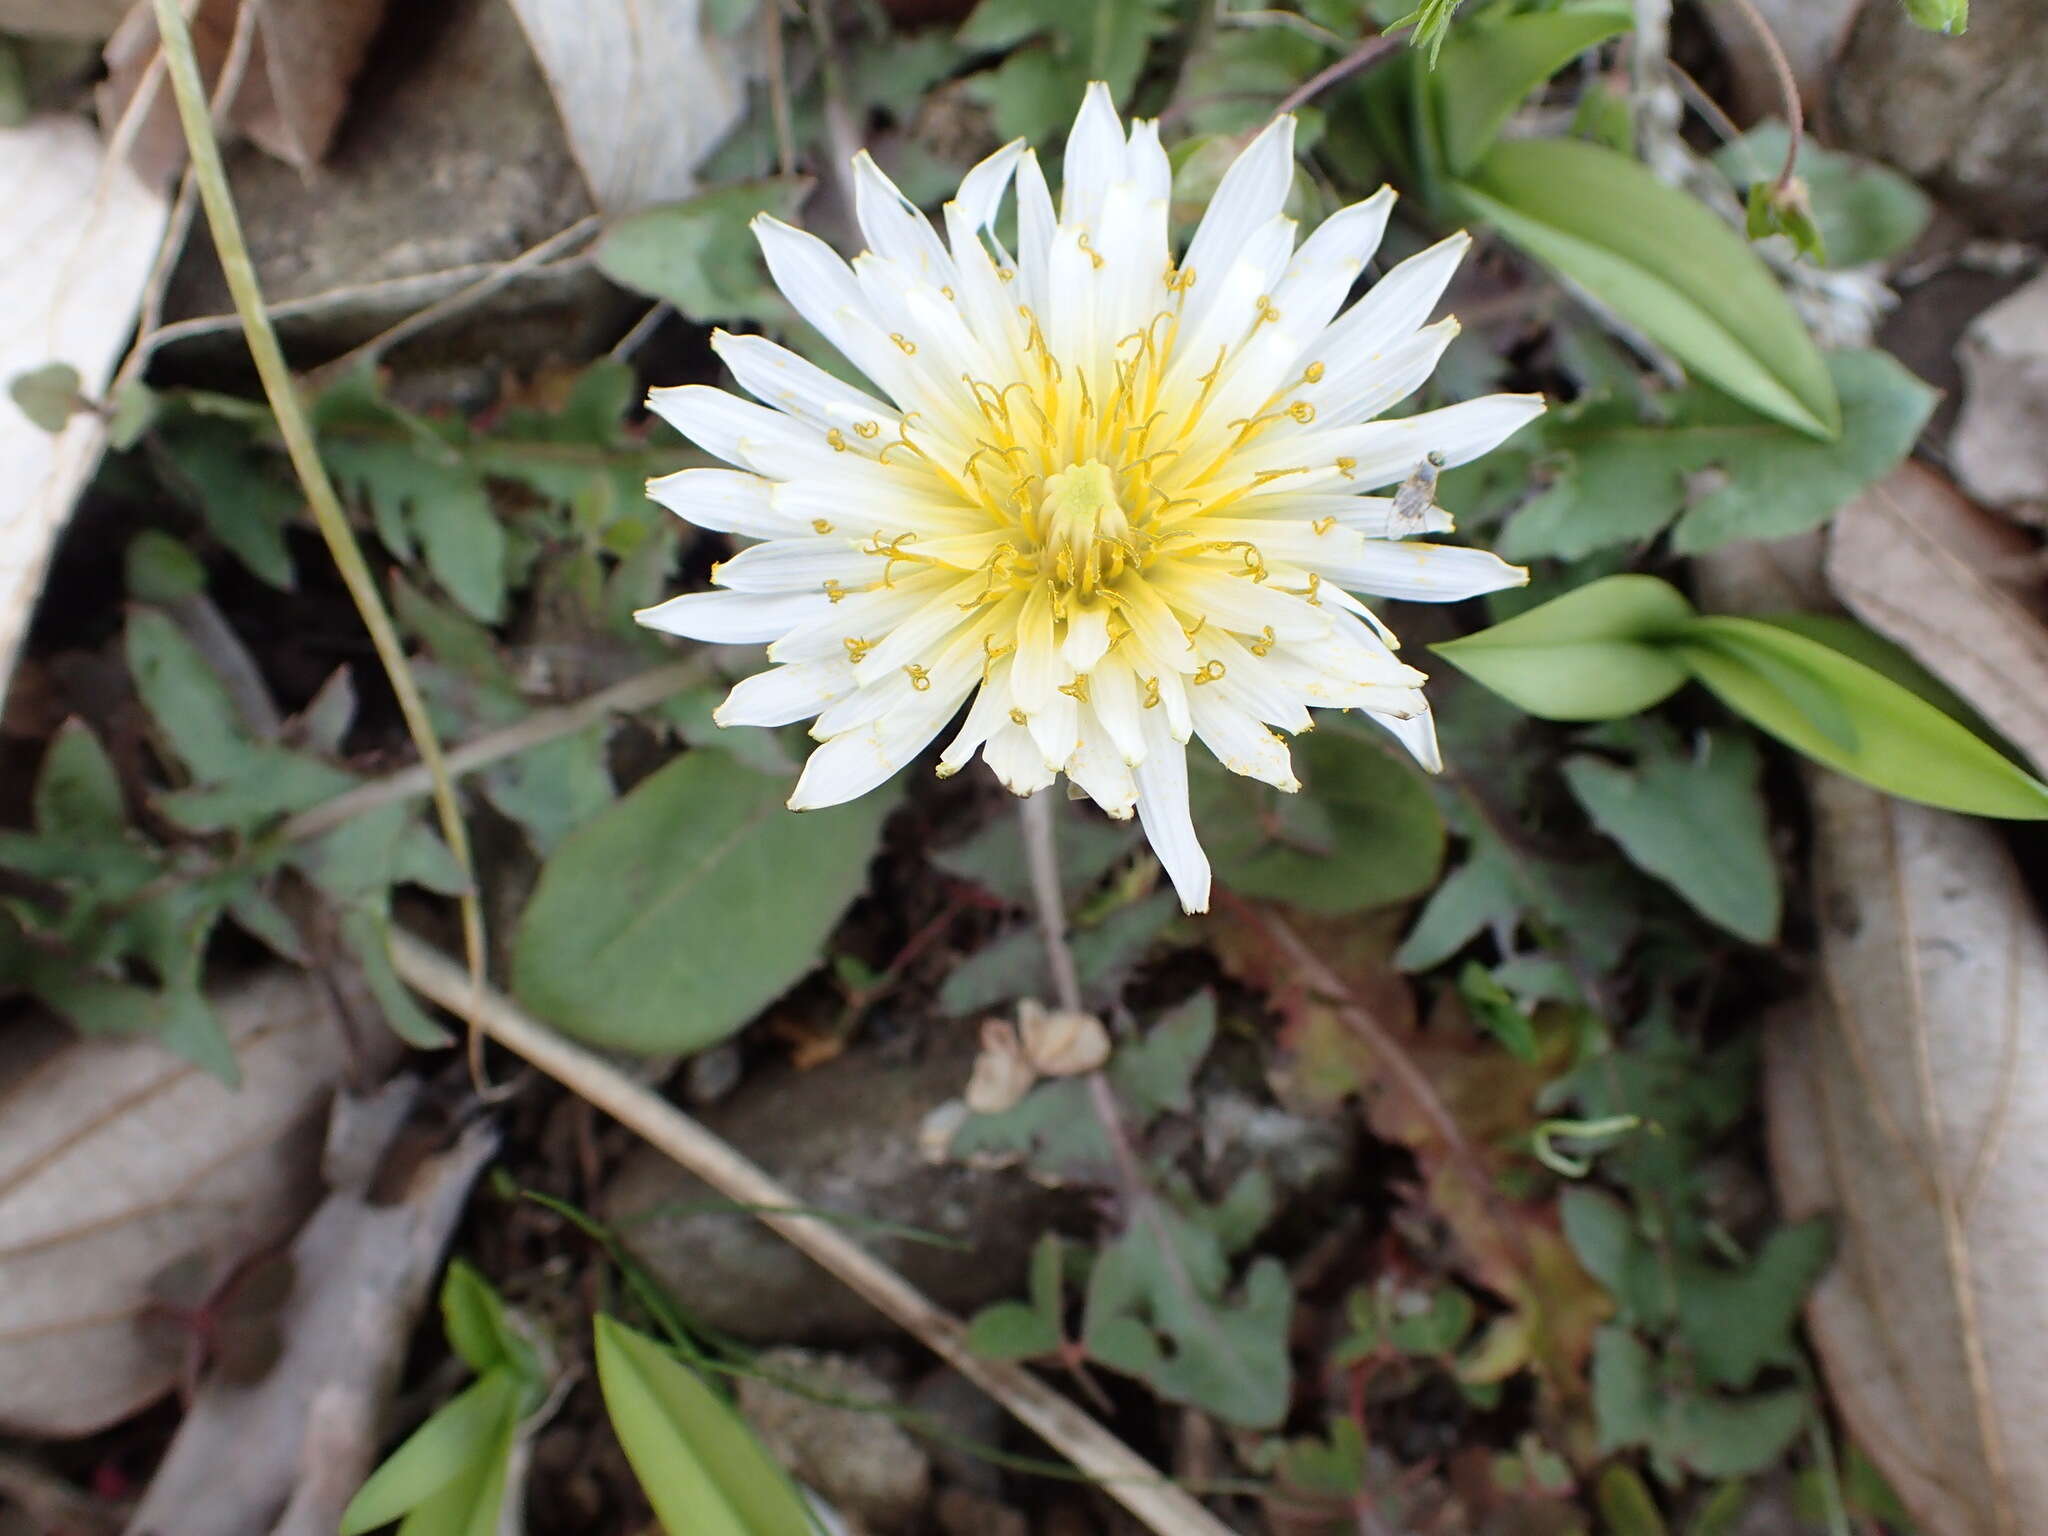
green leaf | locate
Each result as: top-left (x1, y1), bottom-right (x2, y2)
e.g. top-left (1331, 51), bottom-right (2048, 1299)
top-left (958, 0), bottom-right (1172, 101)
top-left (155, 413), bottom-right (299, 590)
top-left (10, 361), bottom-right (83, 432)
top-left (1902, 0), bottom-right (1966, 32)
top-left (1434, 6), bottom-right (1632, 176)
top-left (1431, 574), bottom-right (1696, 720)
top-left (937, 889), bottom-right (1173, 1017)
top-left (33, 720), bottom-right (127, 840)
top-left (1454, 137), bottom-right (1839, 438)
top-left (592, 1315), bottom-right (815, 1536)
top-left (512, 749), bottom-right (893, 1053)
top-left (594, 178), bottom-right (814, 325)
top-left (1662, 1387), bottom-right (1810, 1478)
top-left (1456, 961), bottom-right (1537, 1060)
top-left (930, 812), bottom-right (1138, 908)
top-left (125, 532), bottom-right (206, 604)
top-left (1110, 991), bottom-right (1215, 1119)
top-left (1674, 616), bottom-right (2048, 819)
top-left (125, 607), bottom-right (251, 783)
top-left (441, 1262), bottom-right (525, 1377)
top-left (1387, 0), bottom-right (1473, 65)
top-left (324, 440), bottom-right (505, 623)
top-left (340, 1371), bottom-right (520, 1534)
top-left (1562, 729), bottom-right (1780, 943)
top-left (1500, 351), bottom-right (1935, 560)
top-left (1193, 729), bottom-right (1445, 913)
top-left (1081, 1207), bottom-right (1292, 1428)
top-left (1561, 1187), bottom-right (1665, 1325)
top-left (1715, 125), bottom-right (1931, 268)
top-left (1744, 178), bottom-right (1827, 264)
top-left (1591, 1325), bottom-right (1660, 1453)
top-left (1674, 1218), bottom-right (1832, 1389)
top-left (1596, 1465), bottom-right (1670, 1536)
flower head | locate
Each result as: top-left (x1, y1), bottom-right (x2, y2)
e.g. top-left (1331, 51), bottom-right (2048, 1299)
top-left (639, 85), bottom-right (1542, 913)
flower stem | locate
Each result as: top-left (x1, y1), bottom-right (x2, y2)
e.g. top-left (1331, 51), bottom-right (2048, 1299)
top-left (1019, 791), bottom-right (1085, 1013)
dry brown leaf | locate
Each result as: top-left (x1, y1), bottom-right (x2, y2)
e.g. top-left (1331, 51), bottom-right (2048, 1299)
top-left (99, 0), bottom-right (388, 185)
top-left (1766, 773), bottom-right (2048, 1536)
top-left (0, 971), bottom-right (360, 1438)
top-left (231, 0), bottom-right (390, 171)
top-left (123, 1085), bottom-right (496, 1536)
top-left (504, 0), bottom-right (747, 211)
top-left (0, 114), bottom-right (169, 704)
top-left (1825, 462), bottom-right (2048, 778)
top-left (0, 0), bottom-right (128, 39)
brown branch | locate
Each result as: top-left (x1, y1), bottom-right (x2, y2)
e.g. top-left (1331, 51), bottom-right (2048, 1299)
top-left (1274, 30), bottom-right (1401, 119)
top-left (1720, 0), bottom-right (1805, 192)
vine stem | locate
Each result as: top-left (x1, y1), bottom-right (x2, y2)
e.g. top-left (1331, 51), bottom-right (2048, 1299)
top-left (384, 929), bottom-right (1238, 1536)
top-left (1272, 29), bottom-right (1400, 119)
top-left (1719, 0), bottom-right (1805, 192)
top-left (147, 0), bottom-right (485, 1014)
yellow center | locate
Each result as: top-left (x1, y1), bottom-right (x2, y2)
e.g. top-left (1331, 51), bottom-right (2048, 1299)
top-left (1039, 461), bottom-right (1133, 601)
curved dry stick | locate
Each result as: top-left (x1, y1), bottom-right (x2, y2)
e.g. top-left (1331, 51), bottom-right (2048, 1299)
top-left (385, 930), bottom-right (1242, 1536)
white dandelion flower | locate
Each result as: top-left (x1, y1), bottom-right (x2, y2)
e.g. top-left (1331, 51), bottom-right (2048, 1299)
top-left (638, 84), bottom-right (1543, 914)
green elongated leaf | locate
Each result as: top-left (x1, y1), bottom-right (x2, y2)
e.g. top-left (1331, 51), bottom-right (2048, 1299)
top-left (340, 1371), bottom-right (520, 1534)
top-left (1192, 729), bottom-right (1444, 913)
top-left (1456, 960), bottom-right (1537, 1060)
top-left (125, 607), bottom-right (251, 783)
top-left (1431, 575), bottom-right (1696, 720)
top-left (1713, 124), bottom-right (1932, 269)
top-left (1454, 137), bottom-right (1839, 438)
top-left (592, 1315), bottom-right (815, 1536)
top-left (1434, 6), bottom-right (1632, 175)
top-left (1902, 0), bottom-right (1966, 32)
top-left (1674, 617), bottom-right (2048, 819)
top-left (595, 178), bottom-right (813, 325)
top-left (441, 1262), bottom-right (518, 1376)
top-left (1500, 351), bottom-right (1936, 561)
top-left (1561, 729), bottom-right (1780, 943)
top-left (511, 749), bottom-right (893, 1053)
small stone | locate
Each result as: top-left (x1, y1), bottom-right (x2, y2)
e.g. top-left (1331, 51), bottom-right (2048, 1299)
top-left (1017, 1000), bottom-right (1110, 1077)
top-left (965, 1020), bottom-right (1036, 1115)
top-left (737, 1350), bottom-right (931, 1534)
top-left (601, 1032), bottom-right (1075, 1341)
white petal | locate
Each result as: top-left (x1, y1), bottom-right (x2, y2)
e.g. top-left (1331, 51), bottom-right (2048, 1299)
top-left (1063, 601), bottom-right (1113, 671)
top-left (752, 216), bottom-right (918, 404)
top-left (711, 330), bottom-right (897, 436)
top-left (1190, 688), bottom-right (1298, 790)
top-left (716, 659), bottom-right (856, 726)
top-left (647, 384), bottom-right (845, 477)
top-left (1375, 704), bottom-right (1443, 773)
top-left (636, 589), bottom-right (828, 644)
top-left (1027, 686), bottom-right (1081, 771)
top-left (1090, 656), bottom-right (1149, 767)
top-left (1014, 149), bottom-right (1058, 316)
top-left (1012, 583), bottom-right (1061, 711)
top-left (1312, 315), bottom-right (1460, 426)
top-left (940, 658), bottom-right (1016, 775)
top-left (790, 685), bottom-right (967, 810)
top-left (1317, 541), bottom-right (1528, 603)
top-left (712, 537), bottom-right (887, 594)
top-left (985, 721), bottom-right (1057, 796)
top-left (852, 150), bottom-right (954, 285)
top-left (1133, 705), bottom-right (1210, 913)
top-left (951, 138), bottom-right (1026, 229)
top-left (1179, 114), bottom-right (1297, 335)
top-left (1149, 564), bottom-right (1329, 642)
top-left (767, 571), bottom-right (954, 662)
top-left (1210, 496), bottom-right (1454, 539)
top-left (1061, 82), bottom-right (1124, 230)
top-left (1312, 231), bottom-right (1471, 373)
top-left (648, 468), bottom-right (813, 539)
top-left (1230, 393), bottom-right (1546, 494)
top-left (1067, 704), bottom-right (1138, 818)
